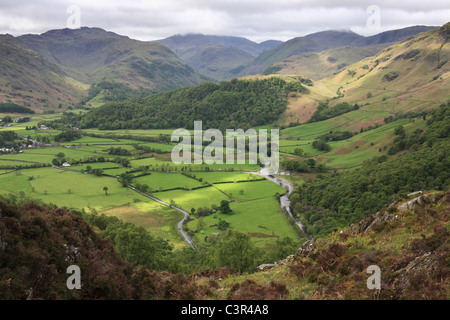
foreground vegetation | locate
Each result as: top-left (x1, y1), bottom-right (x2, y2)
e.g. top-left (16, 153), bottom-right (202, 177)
top-left (1, 188), bottom-right (447, 299)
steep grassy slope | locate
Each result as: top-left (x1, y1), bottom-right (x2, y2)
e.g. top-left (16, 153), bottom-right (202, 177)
top-left (277, 23), bottom-right (449, 128)
top-left (326, 23), bottom-right (450, 111)
top-left (18, 27), bottom-right (201, 93)
top-left (243, 30), bottom-right (363, 76)
top-left (244, 26), bottom-right (436, 77)
top-left (0, 35), bottom-right (86, 112)
top-left (267, 44), bottom-right (388, 80)
top-left (214, 190), bottom-right (449, 300)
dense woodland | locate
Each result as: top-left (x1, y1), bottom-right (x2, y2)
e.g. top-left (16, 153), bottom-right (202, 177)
top-left (80, 81), bottom-right (156, 106)
top-left (0, 103), bottom-right (35, 114)
top-left (307, 102), bottom-right (359, 124)
top-left (291, 102), bottom-right (450, 237)
top-left (57, 78), bottom-right (306, 130)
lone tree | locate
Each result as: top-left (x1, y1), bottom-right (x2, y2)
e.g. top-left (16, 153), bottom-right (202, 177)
top-left (103, 186), bottom-right (108, 196)
top-left (218, 219), bottom-right (230, 230)
top-left (219, 200), bottom-right (232, 215)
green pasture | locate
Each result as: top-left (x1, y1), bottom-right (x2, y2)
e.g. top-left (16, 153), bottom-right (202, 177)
top-left (132, 172), bottom-right (204, 191)
top-left (156, 186), bottom-right (229, 211)
top-left (190, 171), bottom-right (259, 184)
top-left (214, 180), bottom-right (286, 202)
top-left (187, 197), bottom-right (299, 248)
top-left (0, 167), bottom-right (150, 211)
top-left (101, 201), bottom-right (187, 249)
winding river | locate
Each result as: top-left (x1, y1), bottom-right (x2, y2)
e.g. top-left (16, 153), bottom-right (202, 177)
top-left (251, 161), bottom-right (309, 237)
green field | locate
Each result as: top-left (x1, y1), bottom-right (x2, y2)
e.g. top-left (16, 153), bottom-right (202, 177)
top-left (187, 196), bottom-right (298, 248)
top-left (191, 171), bottom-right (259, 183)
top-left (1, 106), bottom-right (419, 251)
top-left (133, 172), bottom-right (204, 191)
top-left (156, 186), bottom-right (230, 211)
top-left (213, 180), bottom-right (286, 201)
top-left (0, 167), bottom-right (147, 210)
top-left (101, 202), bottom-right (187, 249)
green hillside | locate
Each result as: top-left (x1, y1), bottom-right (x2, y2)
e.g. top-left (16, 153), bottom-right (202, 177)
top-left (58, 77), bottom-right (307, 130)
top-left (19, 27), bottom-right (201, 92)
top-left (241, 26), bottom-right (436, 76)
top-left (0, 35), bottom-right (86, 112)
top-left (276, 23), bottom-right (450, 128)
top-left (0, 27), bottom-right (206, 112)
top-left (266, 44), bottom-right (388, 80)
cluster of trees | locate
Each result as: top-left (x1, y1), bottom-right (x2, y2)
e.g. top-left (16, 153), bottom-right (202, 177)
top-left (307, 102), bottom-right (359, 123)
top-left (388, 102), bottom-right (450, 155)
top-left (311, 139), bottom-right (331, 152)
top-left (317, 130), bottom-right (354, 142)
top-left (0, 131), bottom-right (19, 148)
top-left (134, 182), bottom-right (151, 194)
top-left (82, 211), bottom-right (173, 270)
top-left (113, 157), bottom-right (131, 168)
top-left (293, 148), bottom-right (305, 156)
top-left (0, 116), bottom-right (12, 124)
top-left (190, 200), bottom-right (232, 218)
top-left (0, 102), bottom-right (35, 114)
top-left (58, 78), bottom-right (305, 130)
top-left (54, 130), bottom-right (81, 142)
top-left (85, 166), bottom-right (104, 176)
top-left (16, 117), bottom-right (31, 123)
top-left (118, 173), bottom-right (134, 186)
top-left (108, 147), bottom-right (131, 156)
top-left (384, 110), bottom-right (430, 124)
top-left (290, 102), bottom-right (450, 238)
top-left (281, 158), bottom-right (326, 173)
top-left (132, 143), bottom-right (165, 155)
top-left (85, 81), bottom-right (155, 103)
top-left (191, 206), bottom-right (215, 217)
top-left (298, 76), bottom-right (314, 87)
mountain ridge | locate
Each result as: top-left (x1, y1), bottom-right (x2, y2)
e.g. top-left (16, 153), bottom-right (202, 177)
top-left (157, 33), bottom-right (282, 80)
top-left (241, 25), bottom-right (438, 76)
top-left (18, 27), bottom-right (201, 90)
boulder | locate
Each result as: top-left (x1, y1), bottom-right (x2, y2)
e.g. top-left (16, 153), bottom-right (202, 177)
top-left (258, 264), bottom-right (276, 271)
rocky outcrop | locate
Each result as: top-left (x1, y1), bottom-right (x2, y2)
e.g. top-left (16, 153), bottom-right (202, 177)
top-left (352, 191), bottom-right (447, 234)
top-left (257, 255), bottom-right (296, 272)
top-left (296, 240), bottom-right (315, 256)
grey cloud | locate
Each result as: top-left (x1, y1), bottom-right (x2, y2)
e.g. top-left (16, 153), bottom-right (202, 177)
top-left (0, 0), bottom-right (448, 41)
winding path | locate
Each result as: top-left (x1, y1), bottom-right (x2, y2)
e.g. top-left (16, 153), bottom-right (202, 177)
top-left (127, 185), bottom-right (197, 250)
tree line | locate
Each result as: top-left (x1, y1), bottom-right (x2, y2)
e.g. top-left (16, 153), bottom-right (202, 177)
top-left (56, 78), bottom-right (306, 131)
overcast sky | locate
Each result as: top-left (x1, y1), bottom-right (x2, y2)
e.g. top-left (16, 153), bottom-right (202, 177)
top-left (0, 0), bottom-right (449, 42)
